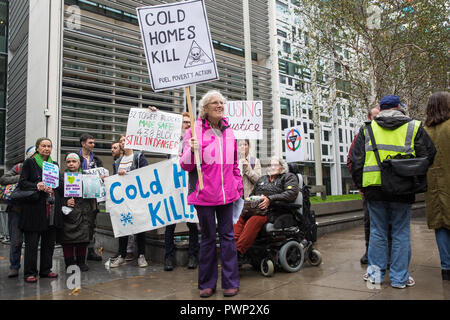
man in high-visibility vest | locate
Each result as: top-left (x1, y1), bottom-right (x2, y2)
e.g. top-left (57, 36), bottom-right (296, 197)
top-left (350, 95), bottom-right (436, 289)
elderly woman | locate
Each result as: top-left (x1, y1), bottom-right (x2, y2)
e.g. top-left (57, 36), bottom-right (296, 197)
top-left (234, 157), bottom-right (300, 262)
top-left (59, 153), bottom-right (96, 272)
top-left (424, 91), bottom-right (450, 281)
top-left (19, 137), bottom-right (63, 283)
top-left (180, 90), bottom-right (243, 298)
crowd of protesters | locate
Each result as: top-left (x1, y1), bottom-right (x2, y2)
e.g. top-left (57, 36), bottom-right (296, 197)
top-left (0, 90), bottom-right (448, 296)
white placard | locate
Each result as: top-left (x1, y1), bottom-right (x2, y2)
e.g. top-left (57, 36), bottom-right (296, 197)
top-left (284, 126), bottom-right (306, 163)
top-left (42, 161), bottom-right (59, 188)
top-left (124, 108), bottom-right (182, 155)
top-left (136, 0), bottom-right (219, 91)
top-left (83, 167), bottom-right (110, 202)
top-left (82, 174), bottom-right (101, 199)
top-left (224, 101), bottom-right (263, 140)
top-left (64, 172), bottom-right (83, 198)
top-left (105, 158), bottom-right (198, 238)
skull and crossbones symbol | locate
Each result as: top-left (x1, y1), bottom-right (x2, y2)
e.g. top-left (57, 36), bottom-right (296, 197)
top-left (189, 47), bottom-right (205, 65)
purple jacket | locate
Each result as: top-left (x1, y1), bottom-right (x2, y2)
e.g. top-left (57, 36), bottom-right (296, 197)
top-left (180, 118), bottom-right (243, 206)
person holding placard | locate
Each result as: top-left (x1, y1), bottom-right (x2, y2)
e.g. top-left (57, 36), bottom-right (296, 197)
top-left (0, 146), bottom-right (35, 278)
top-left (110, 146), bottom-right (149, 268)
top-left (180, 90), bottom-right (243, 298)
top-left (18, 138), bottom-right (64, 283)
top-left (110, 137), bottom-right (136, 262)
top-left (59, 153), bottom-right (96, 272)
top-left (111, 140), bottom-right (123, 161)
top-left (78, 133), bottom-right (104, 262)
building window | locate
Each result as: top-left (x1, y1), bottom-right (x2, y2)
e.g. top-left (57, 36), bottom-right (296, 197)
top-left (283, 42), bottom-right (291, 54)
top-left (339, 128), bottom-right (343, 143)
top-left (280, 98), bottom-right (291, 116)
top-left (279, 75), bottom-right (287, 84)
top-left (281, 118), bottom-right (289, 130)
top-left (277, 29), bottom-right (287, 38)
top-left (322, 144), bottom-right (328, 156)
top-left (334, 62), bottom-right (342, 73)
top-left (324, 130), bottom-right (329, 142)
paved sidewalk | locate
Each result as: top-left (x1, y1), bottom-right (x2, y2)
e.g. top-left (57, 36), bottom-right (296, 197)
top-left (0, 217), bottom-right (449, 300)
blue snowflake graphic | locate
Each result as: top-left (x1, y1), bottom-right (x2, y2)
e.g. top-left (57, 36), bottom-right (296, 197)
top-left (120, 212), bottom-right (134, 227)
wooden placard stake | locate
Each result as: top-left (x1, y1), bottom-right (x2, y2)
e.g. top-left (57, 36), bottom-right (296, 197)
top-left (185, 86), bottom-right (204, 190)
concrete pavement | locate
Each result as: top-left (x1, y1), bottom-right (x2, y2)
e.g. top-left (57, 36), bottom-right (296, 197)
top-left (0, 216), bottom-right (449, 300)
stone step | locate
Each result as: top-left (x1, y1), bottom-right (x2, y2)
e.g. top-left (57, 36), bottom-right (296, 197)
top-left (316, 210), bottom-right (364, 237)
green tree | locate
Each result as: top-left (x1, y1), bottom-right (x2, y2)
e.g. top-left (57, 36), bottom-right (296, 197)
top-left (297, 0), bottom-right (449, 120)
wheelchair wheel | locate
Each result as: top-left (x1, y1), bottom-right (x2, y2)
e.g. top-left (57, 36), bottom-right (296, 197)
top-left (308, 249), bottom-right (322, 266)
top-left (260, 258), bottom-right (274, 277)
top-left (279, 241), bottom-right (304, 273)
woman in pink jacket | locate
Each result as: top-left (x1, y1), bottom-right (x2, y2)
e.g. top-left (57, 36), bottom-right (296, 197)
top-left (180, 90), bottom-right (243, 298)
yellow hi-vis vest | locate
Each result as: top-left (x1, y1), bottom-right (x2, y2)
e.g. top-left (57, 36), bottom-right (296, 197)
top-left (362, 119), bottom-right (421, 187)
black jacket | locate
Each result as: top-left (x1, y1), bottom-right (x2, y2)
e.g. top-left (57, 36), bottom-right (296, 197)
top-left (350, 110), bottom-right (436, 203)
top-left (251, 172), bottom-right (300, 222)
top-left (58, 194), bottom-right (96, 245)
top-left (18, 158), bottom-right (64, 232)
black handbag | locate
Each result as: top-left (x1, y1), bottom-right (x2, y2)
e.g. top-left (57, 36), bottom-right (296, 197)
top-left (241, 197), bottom-right (268, 219)
top-left (366, 124), bottom-right (428, 195)
top-left (10, 188), bottom-right (40, 203)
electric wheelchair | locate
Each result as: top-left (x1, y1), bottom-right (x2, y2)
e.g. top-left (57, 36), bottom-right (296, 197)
top-left (242, 163), bottom-right (322, 277)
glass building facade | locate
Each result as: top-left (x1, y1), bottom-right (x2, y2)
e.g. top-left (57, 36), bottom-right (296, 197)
top-left (0, 0), bottom-right (7, 167)
top-left (60, 0), bottom-right (274, 163)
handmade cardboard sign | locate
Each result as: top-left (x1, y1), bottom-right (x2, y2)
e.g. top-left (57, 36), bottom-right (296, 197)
top-left (105, 158), bottom-right (198, 238)
top-left (124, 109), bottom-right (182, 155)
top-left (43, 162), bottom-right (59, 188)
top-left (136, 0), bottom-right (218, 91)
top-left (64, 172), bottom-right (83, 198)
top-left (224, 101), bottom-right (263, 140)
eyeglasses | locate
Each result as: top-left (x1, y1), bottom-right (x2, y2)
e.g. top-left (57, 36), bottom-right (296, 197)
top-left (183, 121), bottom-right (191, 124)
top-left (208, 101), bottom-right (224, 107)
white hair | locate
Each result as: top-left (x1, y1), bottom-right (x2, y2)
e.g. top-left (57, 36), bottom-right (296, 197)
top-left (270, 156), bottom-right (288, 174)
top-left (198, 90), bottom-right (227, 119)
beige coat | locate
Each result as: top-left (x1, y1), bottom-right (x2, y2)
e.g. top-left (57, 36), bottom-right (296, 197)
top-left (239, 156), bottom-right (262, 199)
top-left (425, 119), bottom-right (450, 230)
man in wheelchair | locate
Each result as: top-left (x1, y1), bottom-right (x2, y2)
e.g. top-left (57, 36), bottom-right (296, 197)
top-left (234, 157), bottom-right (300, 265)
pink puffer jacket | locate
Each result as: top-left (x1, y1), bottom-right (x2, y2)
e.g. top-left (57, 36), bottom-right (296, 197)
top-left (180, 118), bottom-right (243, 206)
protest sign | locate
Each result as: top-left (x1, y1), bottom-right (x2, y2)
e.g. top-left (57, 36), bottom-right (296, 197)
top-left (82, 175), bottom-right (102, 199)
top-left (43, 162), bottom-right (59, 188)
top-left (224, 101), bottom-right (263, 140)
top-left (105, 158), bottom-right (198, 238)
top-left (136, 0), bottom-right (218, 91)
top-left (284, 126), bottom-right (306, 163)
top-left (124, 109), bottom-right (182, 155)
top-left (83, 167), bottom-right (109, 202)
top-left (64, 172), bottom-right (83, 198)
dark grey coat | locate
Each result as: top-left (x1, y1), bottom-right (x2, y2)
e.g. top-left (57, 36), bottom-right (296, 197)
top-left (59, 195), bottom-right (96, 245)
